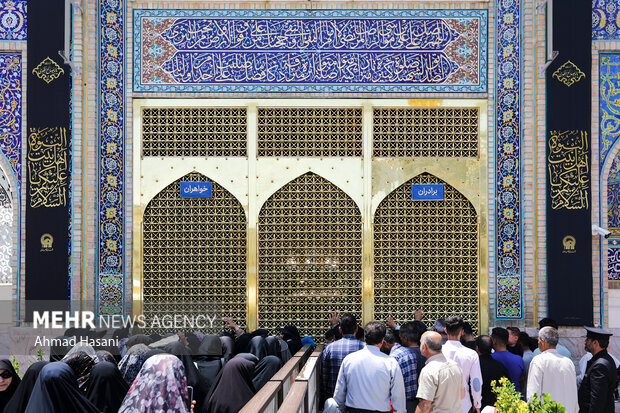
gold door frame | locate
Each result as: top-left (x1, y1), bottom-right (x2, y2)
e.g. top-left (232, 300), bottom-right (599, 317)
top-left (133, 99), bottom-right (488, 334)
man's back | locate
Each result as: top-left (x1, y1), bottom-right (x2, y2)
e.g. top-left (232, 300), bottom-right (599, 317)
top-left (333, 346), bottom-right (406, 412)
top-left (479, 354), bottom-right (509, 408)
top-left (442, 340), bottom-right (483, 412)
top-left (526, 349), bottom-right (578, 413)
top-left (416, 353), bottom-right (463, 412)
top-left (321, 336), bottom-right (365, 398)
top-left (492, 350), bottom-right (525, 391)
top-left (390, 343), bottom-right (419, 401)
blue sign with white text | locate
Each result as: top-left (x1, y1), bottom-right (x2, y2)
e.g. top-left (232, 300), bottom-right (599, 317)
top-left (412, 184), bottom-right (444, 200)
top-left (180, 181), bottom-right (212, 198)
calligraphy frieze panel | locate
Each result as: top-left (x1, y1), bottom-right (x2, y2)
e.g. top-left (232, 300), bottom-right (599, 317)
top-left (134, 9), bottom-right (487, 93)
top-left (608, 246), bottom-right (620, 281)
top-left (599, 54), bottom-right (620, 171)
top-left (0, 53), bottom-right (21, 185)
top-left (548, 130), bottom-right (590, 210)
top-left (27, 127), bottom-right (68, 208)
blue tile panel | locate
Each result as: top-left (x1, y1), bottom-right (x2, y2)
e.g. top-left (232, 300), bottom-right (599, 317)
top-left (98, 0), bottom-right (124, 315)
top-left (608, 154), bottom-right (620, 280)
top-left (600, 54), bottom-right (620, 171)
top-left (593, 0), bottom-right (620, 40)
top-left (133, 9), bottom-right (487, 93)
top-left (0, 53), bottom-right (21, 186)
top-left (495, 0), bottom-right (522, 319)
top-left (0, 0), bottom-right (26, 41)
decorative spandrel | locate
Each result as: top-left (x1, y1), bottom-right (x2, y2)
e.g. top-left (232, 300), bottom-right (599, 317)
top-left (0, 53), bottom-right (21, 185)
top-left (142, 172), bottom-right (247, 334)
top-left (374, 173), bottom-right (479, 333)
top-left (548, 130), bottom-right (590, 210)
top-left (134, 9), bottom-right (487, 93)
top-left (599, 54), bottom-right (620, 171)
top-left (142, 107), bottom-right (247, 157)
top-left (0, 0), bottom-right (26, 41)
top-left (373, 108), bottom-right (479, 158)
top-left (257, 108), bottom-right (362, 157)
top-left (258, 172), bottom-right (362, 339)
top-left (27, 127), bottom-right (68, 208)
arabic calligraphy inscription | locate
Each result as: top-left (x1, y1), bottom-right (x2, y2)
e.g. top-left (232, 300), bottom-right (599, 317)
top-left (552, 60), bottom-right (586, 87)
top-left (27, 127), bottom-right (69, 208)
top-left (548, 130), bottom-right (589, 210)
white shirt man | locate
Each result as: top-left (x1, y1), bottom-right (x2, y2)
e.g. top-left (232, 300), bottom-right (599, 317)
top-left (442, 316), bottom-right (483, 413)
top-left (333, 321), bottom-right (406, 413)
top-left (526, 327), bottom-right (578, 413)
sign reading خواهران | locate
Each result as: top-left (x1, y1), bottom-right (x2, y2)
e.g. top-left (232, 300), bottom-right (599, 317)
top-left (180, 181), bottom-right (212, 198)
top-left (412, 184), bottom-right (444, 200)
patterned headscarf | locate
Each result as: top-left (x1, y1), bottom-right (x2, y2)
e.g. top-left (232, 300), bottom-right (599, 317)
top-left (117, 343), bottom-right (150, 385)
top-left (95, 350), bottom-right (117, 364)
top-left (118, 354), bottom-right (189, 413)
top-left (61, 351), bottom-right (96, 392)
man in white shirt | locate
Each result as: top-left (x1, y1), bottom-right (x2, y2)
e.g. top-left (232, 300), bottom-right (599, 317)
top-left (532, 318), bottom-right (571, 358)
top-left (526, 326), bottom-right (578, 413)
top-left (333, 321), bottom-right (407, 413)
top-left (442, 315), bottom-right (483, 413)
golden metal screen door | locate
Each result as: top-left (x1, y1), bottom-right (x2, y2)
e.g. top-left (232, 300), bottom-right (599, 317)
top-left (373, 173), bottom-right (480, 332)
top-left (142, 172), bottom-right (247, 333)
top-left (258, 172), bottom-right (363, 339)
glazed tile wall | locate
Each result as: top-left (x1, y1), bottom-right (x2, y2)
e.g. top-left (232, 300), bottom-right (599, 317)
top-left (92, 0), bottom-right (535, 325)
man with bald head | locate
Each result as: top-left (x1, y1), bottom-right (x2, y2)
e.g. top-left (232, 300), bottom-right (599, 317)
top-left (415, 331), bottom-right (464, 413)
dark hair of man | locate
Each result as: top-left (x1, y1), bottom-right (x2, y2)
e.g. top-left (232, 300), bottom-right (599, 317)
top-left (596, 336), bottom-right (610, 349)
top-left (506, 326), bottom-right (520, 336)
top-left (384, 329), bottom-right (396, 344)
top-left (339, 313), bottom-right (358, 335)
top-left (491, 327), bottom-right (509, 346)
top-left (399, 322), bottom-right (419, 344)
top-left (517, 332), bottom-right (530, 349)
top-left (364, 321), bottom-right (387, 345)
top-left (463, 322), bottom-right (474, 336)
top-left (476, 335), bottom-right (493, 355)
top-left (538, 317), bottom-right (558, 329)
top-left (444, 315), bottom-right (464, 336)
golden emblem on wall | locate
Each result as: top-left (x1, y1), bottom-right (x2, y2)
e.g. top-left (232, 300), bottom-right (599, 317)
top-left (552, 61), bottom-right (586, 87)
top-left (562, 235), bottom-right (576, 253)
top-left (40, 233), bottom-right (54, 252)
top-left (32, 57), bottom-right (64, 84)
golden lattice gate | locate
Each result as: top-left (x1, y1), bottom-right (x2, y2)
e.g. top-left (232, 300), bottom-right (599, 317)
top-left (134, 99), bottom-right (487, 338)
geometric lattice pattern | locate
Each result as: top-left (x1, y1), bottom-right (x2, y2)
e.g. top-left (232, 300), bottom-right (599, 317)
top-left (143, 173), bottom-right (247, 334)
top-left (374, 173), bottom-right (479, 332)
top-left (258, 172), bottom-right (362, 339)
top-left (495, 0), bottom-right (522, 319)
top-left (142, 108), bottom-right (247, 157)
top-left (373, 108), bottom-right (479, 158)
top-left (257, 108), bottom-right (362, 157)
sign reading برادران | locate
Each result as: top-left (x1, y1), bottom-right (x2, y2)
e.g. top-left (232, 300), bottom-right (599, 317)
top-left (26, 0), bottom-right (72, 318)
top-left (133, 9), bottom-right (487, 93)
top-left (546, 0), bottom-right (592, 326)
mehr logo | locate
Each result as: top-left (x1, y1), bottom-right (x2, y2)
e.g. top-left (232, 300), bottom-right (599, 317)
top-left (40, 233), bottom-right (54, 252)
top-left (562, 235), bottom-right (576, 254)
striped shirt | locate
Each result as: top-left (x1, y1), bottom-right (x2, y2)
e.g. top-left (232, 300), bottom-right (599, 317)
top-left (320, 335), bottom-right (365, 398)
top-left (390, 343), bottom-right (419, 400)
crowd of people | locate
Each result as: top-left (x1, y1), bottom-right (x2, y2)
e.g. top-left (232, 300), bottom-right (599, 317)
top-left (0, 312), bottom-right (618, 412)
top-left (320, 313), bottom-right (619, 413)
top-left (0, 317), bottom-right (308, 413)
